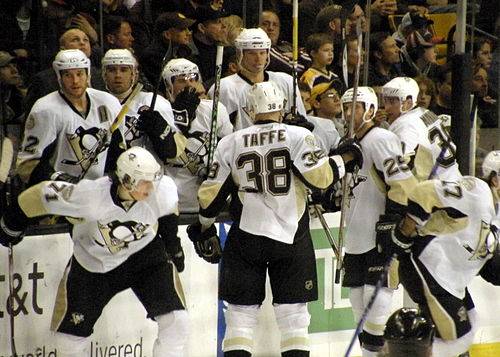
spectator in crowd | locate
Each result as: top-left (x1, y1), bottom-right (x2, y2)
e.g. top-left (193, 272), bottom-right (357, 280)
top-left (221, 14), bottom-right (243, 46)
top-left (414, 75), bottom-right (437, 110)
top-left (299, 82), bottom-right (313, 115)
top-left (191, 6), bottom-right (228, 86)
top-left (300, 33), bottom-right (338, 89)
top-left (308, 80), bottom-right (343, 151)
top-left (0, 51), bottom-right (25, 143)
top-left (23, 28), bottom-right (106, 115)
top-left (368, 31), bottom-right (402, 91)
top-left (298, 0), bottom-right (333, 45)
top-left (400, 30), bottom-right (441, 78)
top-left (103, 15), bottom-right (135, 53)
top-left (140, 12), bottom-right (196, 89)
top-left (472, 64), bottom-right (498, 128)
top-left (259, 10), bottom-right (311, 76)
top-left (331, 33), bottom-right (365, 89)
top-left (432, 63), bottom-right (452, 116)
top-left (17, 49), bottom-right (122, 186)
top-left (392, 10), bottom-right (435, 47)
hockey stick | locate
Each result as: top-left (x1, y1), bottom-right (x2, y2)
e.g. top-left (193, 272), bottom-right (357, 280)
top-left (0, 136), bottom-right (13, 184)
top-left (308, 193), bottom-right (341, 261)
top-left (335, 18), bottom-right (363, 284)
top-left (206, 45), bottom-right (224, 171)
top-left (291, 0), bottom-right (299, 115)
top-left (343, 255), bottom-right (394, 357)
top-left (8, 243), bottom-right (18, 357)
top-left (79, 82), bottom-right (143, 180)
top-left (150, 40), bottom-right (172, 110)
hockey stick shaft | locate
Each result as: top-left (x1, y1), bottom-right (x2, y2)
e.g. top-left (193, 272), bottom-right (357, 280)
top-left (207, 45), bottom-right (224, 170)
top-left (291, 0), bottom-right (298, 115)
top-left (8, 243), bottom-right (18, 357)
top-left (335, 19), bottom-right (363, 284)
top-left (150, 40), bottom-right (172, 110)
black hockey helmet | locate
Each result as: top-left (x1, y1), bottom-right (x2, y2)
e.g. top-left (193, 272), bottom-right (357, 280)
top-left (384, 307), bottom-right (435, 357)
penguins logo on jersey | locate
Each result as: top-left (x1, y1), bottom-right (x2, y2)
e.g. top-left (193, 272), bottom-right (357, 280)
top-left (171, 132), bottom-right (210, 177)
top-left (97, 220), bottom-right (150, 254)
top-left (63, 126), bottom-right (109, 170)
top-left (124, 114), bottom-right (142, 145)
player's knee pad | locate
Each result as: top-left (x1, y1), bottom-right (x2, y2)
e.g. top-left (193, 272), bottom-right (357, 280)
top-left (153, 310), bottom-right (190, 357)
top-left (349, 287), bottom-right (364, 323)
top-left (274, 303), bottom-right (311, 353)
top-left (223, 304), bottom-right (260, 354)
top-left (54, 332), bottom-right (89, 357)
top-left (363, 286), bottom-right (393, 337)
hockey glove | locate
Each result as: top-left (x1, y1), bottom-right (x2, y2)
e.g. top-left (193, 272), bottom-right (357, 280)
top-left (309, 182), bottom-right (343, 214)
top-left (172, 87), bottom-right (200, 134)
top-left (50, 171), bottom-right (79, 184)
top-left (333, 137), bottom-right (363, 173)
top-left (186, 222), bottom-right (222, 264)
top-left (137, 109), bottom-right (171, 138)
top-left (166, 242), bottom-right (185, 273)
top-left (283, 113), bottom-right (315, 132)
top-left (376, 214), bottom-right (413, 261)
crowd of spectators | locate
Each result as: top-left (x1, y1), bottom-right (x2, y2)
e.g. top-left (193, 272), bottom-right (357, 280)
top-left (0, 0), bottom-right (498, 162)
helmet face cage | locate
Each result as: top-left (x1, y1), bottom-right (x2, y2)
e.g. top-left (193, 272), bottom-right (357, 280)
top-left (116, 147), bottom-right (162, 190)
top-left (245, 81), bottom-right (286, 119)
top-left (162, 58), bottom-right (200, 89)
top-left (482, 150), bottom-right (500, 179)
top-left (52, 49), bottom-right (91, 85)
top-left (382, 77), bottom-right (420, 113)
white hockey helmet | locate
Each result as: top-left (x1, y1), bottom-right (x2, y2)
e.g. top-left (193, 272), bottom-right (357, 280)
top-left (482, 150), bottom-right (500, 179)
top-left (162, 58), bottom-right (200, 88)
top-left (245, 81), bottom-right (286, 119)
top-left (52, 49), bottom-right (91, 85)
top-left (102, 49), bottom-right (138, 68)
top-left (382, 77), bottom-right (420, 112)
top-left (341, 86), bottom-right (378, 132)
top-left (116, 147), bottom-right (162, 189)
top-left (234, 28), bottom-right (272, 50)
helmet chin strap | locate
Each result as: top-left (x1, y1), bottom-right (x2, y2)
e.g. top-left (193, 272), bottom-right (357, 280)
top-left (237, 50), bottom-right (271, 76)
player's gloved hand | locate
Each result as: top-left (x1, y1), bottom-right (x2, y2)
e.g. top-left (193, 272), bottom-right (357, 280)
top-left (0, 217), bottom-right (24, 247)
top-left (309, 182), bottom-right (343, 214)
top-left (137, 109), bottom-right (170, 138)
top-left (172, 87), bottom-right (200, 134)
top-left (50, 171), bottom-right (79, 184)
top-left (283, 112), bottom-right (315, 132)
top-left (186, 222), bottom-right (222, 264)
top-left (376, 214), bottom-right (413, 260)
top-left (166, 240), bottom-right (185, 273)
top-left (332, 137), bottom-right (363, 173)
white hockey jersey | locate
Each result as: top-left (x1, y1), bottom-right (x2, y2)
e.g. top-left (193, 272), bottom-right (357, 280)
top-left (210, 71), bottom-right (307, 131)
top-left (17, 89), bottom-right (122, 182)
top-left (346, 126), bottom-right (417, 254)
top-left (19, 176), bottom-right (179, 273)
top-left (307, 115), bottom-right (341, 154)
top-left (165, 99), bottom-right (233, 213)
top-left (198, 122), bottom-right (345, 244)
top-left (407, 177), bottom-right (497, 298)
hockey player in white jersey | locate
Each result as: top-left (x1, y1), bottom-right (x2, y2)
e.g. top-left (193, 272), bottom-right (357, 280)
top-left (382, 76), bottom-right (462, 181)
top-left (101, 49), bottom-right (187, 162)
top-left (381, 152), bottom-right (499, 357)
top-left (17, 49), bottom-right (123, 186)
top-left (209, 28), bottom-right (307, 131)
top-left (162, 58), bottom-right (233, 213)
top-left (340, 86), bottom-right (417, 357)
top-left (0, 147), bottom-right (189, 357)
top-left (186, 81), bottom-right (363, 357)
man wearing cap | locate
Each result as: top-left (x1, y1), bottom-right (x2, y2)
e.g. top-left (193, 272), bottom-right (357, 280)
top-left (191, 6), bottom-right (227, 86)
top-left (140, 12), bottom-right (197, 86)
top-left (392, 11), bottom-right (435, 47)
top-left (308, 81), bottom-right (343, 152)
top-left (0, 51), bottom-right (24, 141)
top-left (400, 30), bottom-right (441, 78)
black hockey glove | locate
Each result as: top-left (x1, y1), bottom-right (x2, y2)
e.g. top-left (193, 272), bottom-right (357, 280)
top-left (172, 87), bottom-right (200, 134)
top-left (376, 214), bottom-right (413, 261)
top-left (50, 171), bottom-right (79, 184)
top-left (332, 137), bottom-right (363, 173)
top-left (282, 112), bottom-right (315, 132)
top-left (186, 222), bottom-right (222, 264)
top-left (309, 183), bottom-right (343, 213)
top-left (166, 240), bottom-right (185, 273)
top-left (137, 109), bottom-right (171, 138)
